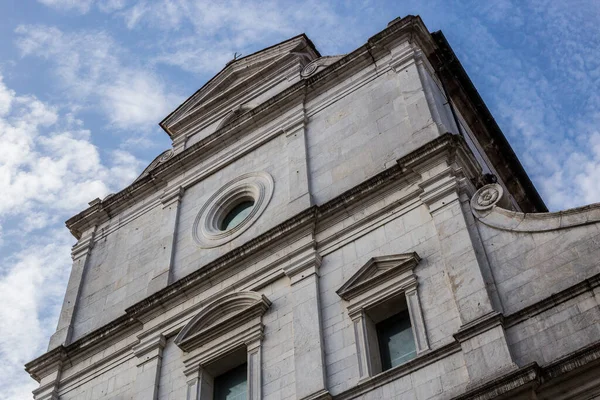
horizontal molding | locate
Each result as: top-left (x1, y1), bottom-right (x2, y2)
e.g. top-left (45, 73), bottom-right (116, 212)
top-left (451, 340), bottom-right (600, 400)
top-left (25, 315), bottom-right (141, 382)
top-left (453, 311), bottom-right (503, 343)
top-left (504, 272), bottom-right (600, 328)
top-left (333, 341), bottom-right (462, 400)
top-left (451, 363), bottom-right (540, 400)
top-left (57, 346), bottom-right (134, 396)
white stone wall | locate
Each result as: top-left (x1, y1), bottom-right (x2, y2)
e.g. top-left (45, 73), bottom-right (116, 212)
top-left (67, 41), bottom-right (450, 341)
top-left (173, 134), bottom-right (296, 281)
top-left (478, 221), bottom-right (600, 314)
top-left (59, 357), bottom-right (137, 400)
top-left (306, 67), bottom-right (439, 204)
top-left (72, 203), bottom-right (165, 341)
top-left (359, 352), bottom-right (469, 400)
top-left (319, 206), bottom-right (462, 395)
top-left (506, 290), bottom-right (600, 367)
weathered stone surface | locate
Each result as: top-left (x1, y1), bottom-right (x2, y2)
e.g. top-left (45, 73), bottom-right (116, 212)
top-left (25, 15), bottom-right (600, 400)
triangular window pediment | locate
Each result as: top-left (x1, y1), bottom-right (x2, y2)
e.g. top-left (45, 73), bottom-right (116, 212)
top-left (337, 253), bottom-right (421, 301)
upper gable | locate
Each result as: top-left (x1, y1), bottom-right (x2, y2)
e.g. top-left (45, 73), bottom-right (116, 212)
top-left (160, 34), bottom-right (320, 148)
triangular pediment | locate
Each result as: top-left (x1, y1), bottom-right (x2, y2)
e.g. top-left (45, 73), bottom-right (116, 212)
top-left (161, 34), bottom-right (319, 137)
top-left (337, 253), bottom-right (421, 301)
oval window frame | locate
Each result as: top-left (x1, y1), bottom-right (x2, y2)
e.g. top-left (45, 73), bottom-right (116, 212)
top-left (192, 172), bottom-right (274, 248)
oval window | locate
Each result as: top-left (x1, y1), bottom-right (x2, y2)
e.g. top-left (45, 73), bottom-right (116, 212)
top-left (220, 201), bottom-right (255, 231)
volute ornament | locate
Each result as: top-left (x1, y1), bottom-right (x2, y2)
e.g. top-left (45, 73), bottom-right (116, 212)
top-left (158, 149), bottom-right (174, 162)
top-left (300, 59), bottom-right (320, 77)
top-left (471, 183), bottom-right (504, 211)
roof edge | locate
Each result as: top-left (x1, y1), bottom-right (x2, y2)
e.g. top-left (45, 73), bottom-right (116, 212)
top-left (430, 30), bottom-right (547, 212)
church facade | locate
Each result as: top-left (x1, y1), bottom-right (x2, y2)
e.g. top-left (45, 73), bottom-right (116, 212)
top-left (26, 15), bottom-right (600, 400)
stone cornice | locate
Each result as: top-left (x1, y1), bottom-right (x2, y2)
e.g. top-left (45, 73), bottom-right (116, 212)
top-left (170, 53), bottom-right (308, 137)
top-left (28, 133), bottom-right (476, 376)
top-left (174, 291), bottom-right (270, 353)
top-left (336, 253), bottom-right (421, 302)
top-left (25, 314), bottom-right (141, 382)
top-left (450, 340), bottom-right (600, 399)
top-left (451, 363), bottom-right (540, 400)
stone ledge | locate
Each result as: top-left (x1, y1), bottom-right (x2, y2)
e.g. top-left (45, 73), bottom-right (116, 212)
top-left (301, 389), bottom-right (332, 400)
top-left (451, 340), bottom-right (600, 399)
top-left (451, 363), bottom-right (540, 400)
top-left (333, 341), bottom-right (462, 400)
top-left (25, 315), bottom-right (141, 382)
top-left (471, 190), bottom-right (600, 233)
top-left (453, 311), bottom-right (504, 343)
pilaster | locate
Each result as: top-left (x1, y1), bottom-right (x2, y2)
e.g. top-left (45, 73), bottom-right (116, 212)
top-left (133, 335), bottom-right (166, 400)
top-left (420, 166), bottom-right (494, 323)
top-left (414, 49), bottom-right (455, 135)
top-left (148, 186), bottom-right (184, 293)
top-left (32, 369), bottom-right (61, 400)
top-left (283, 248), bottom-right (330, 400)
top-left (419, 164), bottom-right (517, 385)
top-left (29, 348), bottom-right (66, 400)
top-left (351, 310), bottom-right (372, 381)
top-left (48, 226), bottom-right (96, 349)
top-left (284, 107), bottom-right (312, 210)
top-left (246, 338), bottom-right (262, 400)
top-left (185, 366), bottom-right (212, 400)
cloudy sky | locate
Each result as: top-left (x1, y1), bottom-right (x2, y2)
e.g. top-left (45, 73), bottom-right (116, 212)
top-left (1, 0), bottom-right (600, 398)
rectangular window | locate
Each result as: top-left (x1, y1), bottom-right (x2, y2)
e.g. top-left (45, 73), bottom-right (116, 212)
top-left (376, 310), bottom-right (416, 370)
top-left (213, 363), bottom-right (248, 400)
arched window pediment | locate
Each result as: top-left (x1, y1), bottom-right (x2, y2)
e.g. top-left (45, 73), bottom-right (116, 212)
top-left (175, 291), bottom-right (271, 353)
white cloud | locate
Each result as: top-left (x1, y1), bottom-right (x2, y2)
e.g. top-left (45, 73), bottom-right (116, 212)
top-left (0, 73), bottom-right (145, 399)
top-left (101, 72), bottom-right (181, 131)
top-left (0, 231), bottom-right (73, 400)
top-left (15, 24), bottom-right (181, 132)
top-left (0, 70), bottom-right (146, 225)
top-left (434, 1), bottom-right (600, 211)
top-left (37, 0), bottom-right (127, 13)
top-left (37, 0), bottom-right (96, 13)
top-left (36, 0), bottom-right (373, 74)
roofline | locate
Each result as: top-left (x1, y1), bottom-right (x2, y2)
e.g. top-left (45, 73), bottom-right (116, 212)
top-left (159, 33), bottom-right (321, 136)
top-left (66, 15), bottom-right (545, 237)
top-left (431, 30), bottom-right (547, 212)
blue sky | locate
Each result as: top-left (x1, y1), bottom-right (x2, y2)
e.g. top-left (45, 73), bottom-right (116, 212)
top-left (1, 0), bottom-right (600, 398)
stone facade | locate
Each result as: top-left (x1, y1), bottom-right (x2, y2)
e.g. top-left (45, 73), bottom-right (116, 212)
top-left (26, 15), bottom-right (600, 400)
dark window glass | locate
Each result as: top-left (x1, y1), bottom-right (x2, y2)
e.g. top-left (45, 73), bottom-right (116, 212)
top-left (376, 310), bottom-right (416, 370)
top-left (213, 363), bottom-right (247, 400)
top-left (220, 201), bottom-right (254, 231)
